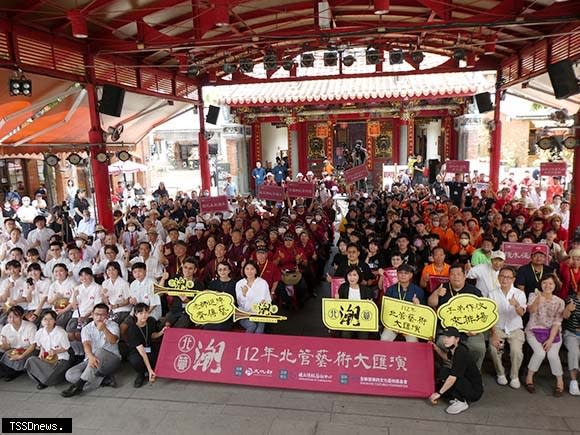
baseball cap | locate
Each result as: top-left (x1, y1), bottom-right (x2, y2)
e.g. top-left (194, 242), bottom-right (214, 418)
top-left (491, 251), bottom-right (506, 260)
top-left (440, 327), bottom-right (461, 338)
top-left (531, 246), bottom-right (547, 256)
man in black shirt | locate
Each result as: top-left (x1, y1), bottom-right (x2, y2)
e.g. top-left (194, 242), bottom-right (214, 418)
top-left (445, 173), bottom-right (468, 208)
top-left (430, 327), bottom-right (483, 415)
top-left (515, 246), bottom-right (554, 296)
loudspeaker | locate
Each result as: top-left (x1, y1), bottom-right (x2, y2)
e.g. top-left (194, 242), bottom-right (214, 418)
top-left (98, 85), bottom-right (125, 117)
top-left (474, 92), bottom-right (493, 113)
top-left (205, 105), bottom-right (220, 125)
top-left (548, 60), bottom-right (579, 99)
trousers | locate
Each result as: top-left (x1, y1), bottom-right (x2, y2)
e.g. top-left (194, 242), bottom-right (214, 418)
top-left (65, 348), bottom-right (121, 391)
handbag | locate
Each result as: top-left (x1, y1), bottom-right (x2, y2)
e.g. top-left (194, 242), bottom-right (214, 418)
top-left (282, 270), bottom-right (302, 286)
top-left (531, 328), bottom-right (561, 344)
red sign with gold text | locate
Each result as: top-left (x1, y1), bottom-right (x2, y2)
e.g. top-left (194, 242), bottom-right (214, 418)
top-left (502, 242), bottom-right (549, 267)
top-left (445, 160), bottom-right (470, 174)
top-left (540, 162), bottom-right (567, 177)
top-left (286, 181), bottom-right (315, 198)
top-left (382, 268), bottom-right (398, 291)
top-left (344, 165), bottom-right (369, 184)
top-left (199, 196), bottom-right (230, 213)
top-left (156, 329), bottom-right (434, 398)
top-left (258, 184), bottom-right (285, 202)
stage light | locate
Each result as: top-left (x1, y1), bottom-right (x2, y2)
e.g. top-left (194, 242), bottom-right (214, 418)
top-left (537, 136), bottom-right (556, 151)
top-left (366, 47), bottom-right (381, 65)
top-left (187, 64), bottom-right (201, 77)
top-left (264, 52), bottom-right (278, 70)
top-left (239, 58), bottom-right (254, 73)
top-left (323, 51), bottom-right (338, 66)
top-left (411, 51), bottom-right (424, 65)
top-left (453, 48), bottom-right (466, 61)
top-left (563, 135), bottom-right (579, 149)
top-left (301, 53), bottom-right (315, 67)
top-left (389, 49), bottom-right (404, 65)
top-left (342, 54), bottom-right (356, 67)
top-left (223, 62), bottom-right (237, 74)
top-left (45, 154), bottom-right (60, 167)
top-left (117, 151), bottom-right (131, 162)
top-left (282, 60), bottom-right (295, 71)
top-left (9, 76), bottom-right (32, 97)
top-left (67, 153), bottom-right (83, 166)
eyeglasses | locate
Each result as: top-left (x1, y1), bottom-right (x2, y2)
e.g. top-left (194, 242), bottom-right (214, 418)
top-left (499, 275), bottom-right (515, 280)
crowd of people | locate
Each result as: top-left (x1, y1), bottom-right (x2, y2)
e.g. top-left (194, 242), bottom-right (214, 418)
top-left (0, 158), bottom-right (577, 416)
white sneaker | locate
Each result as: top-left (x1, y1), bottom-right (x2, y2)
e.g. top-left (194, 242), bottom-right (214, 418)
top-left (446, 400), bottom-right (469, 415)
top-left (496, 375), bottom-right (508, 386)
top-left (569, 380), bottom-right (580, 396)
top-left (509, 378), bottom-right (521, 389)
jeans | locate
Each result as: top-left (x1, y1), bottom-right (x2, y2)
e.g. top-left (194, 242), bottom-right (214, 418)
top-left (239, 319), bottom-right (265, 334)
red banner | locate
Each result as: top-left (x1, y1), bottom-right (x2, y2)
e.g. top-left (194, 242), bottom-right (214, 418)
top-left (344, 165), bottom-right (369, 184)
top-left (502, 242), bottom-right (549, 267)
top-left (382, 268), bottom-right (398, 291)
top-left (445, 160), bottom-right (470, 174)
top-left (199, 196), bottom-right (230, 213)
top-left (540, 162), bottom-right (567, 177)
top-left (331, 277), bottom-right (345, 299)
top-left (258, 184), bottom-right (285, 202)
top-left (156, 329), bottom-right (434, 398)
top-left (286, 181), bottom-right (315, 198)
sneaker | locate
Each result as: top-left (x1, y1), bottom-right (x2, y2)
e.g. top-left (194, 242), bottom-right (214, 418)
top-left (509, 378), bottom-right (521, 389)
top-left (101, 375), bottom-right (117, 388)
top-left (446, 400), bottom-right (469, 415)
top-left (569, 380), bottom-right (580, 396)
top-left (496, 375), bottom-right (508, 386)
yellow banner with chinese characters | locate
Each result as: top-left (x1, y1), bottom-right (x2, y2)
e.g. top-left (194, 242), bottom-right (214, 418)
top-left (437, 293), bottom-right (499, 333)
top-left (380, 297), bottom-right (438, 341)
top-left (322, 298), bottom-right (379, 332)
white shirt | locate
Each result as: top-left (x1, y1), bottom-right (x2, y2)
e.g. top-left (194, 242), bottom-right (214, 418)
top-left (81, 320), bottom-right (120, 359)
top-left (129, 277), bottom-right (162, 320)
top-left (1, 277), bottom-right (30, 310)
top-left (27, 227), bottom-right (55, 261)
top-left (1, 238), bottom-right (30, 260)
top-left (92, 258), bottom-right (128, 281)
top-left (347, 287), bottom-right (362, 300)
top-left (129, 255), bottom-right (164, 279)
top-left (77, 218), bottom-right (96, 237)
top-left (0, 320), bottom-right (37, 349)
top-left (33, 326), bottom-right (70, 360)
top-left (466, 263), bottom-right (499, 298)
top-left (28, 278), bottom-right (52, 311)
top-left (488, 286), bottom-right (527, 334)
top-left (102, 277), bottom-right (131, 313)
top-left (69, 260), bottom-right (92, 283)
top-left (73, 282), bottom-right (102, 318)
top-left (235, 277), bottom-right (271, 313)
top-left (16, 205), bottom-right (38, 223)
top-left (47, 278), bottom-right (76, 308)
top-left (98, 243), bottom-right (125, 263)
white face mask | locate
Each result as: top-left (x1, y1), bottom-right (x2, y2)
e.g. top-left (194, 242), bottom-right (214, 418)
top-left (460, 239), bottom-right (470, 246)
top-left (75, 240), bottom-right (84, 248)
top-left (306, 218), bottom-right (313, 224)
top-left (295, 228), bottom-right (303, 235)
top-left (368, 218), bottom-right (376, 224)
top-left (97, 232), bottom-right (106, 240)
top-left (432, 221), bottom-right (440, 227)
top-left (278, 228), bottom-right (287, 235)
top-left (128, 226), bottom-right (136, 232)
top-left (315, 215), bottom-right (322, 222)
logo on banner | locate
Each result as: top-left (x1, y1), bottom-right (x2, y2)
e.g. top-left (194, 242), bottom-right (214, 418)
top-left (322, 298), bottom-right (379, 332)
top-left (437, 294), bottom-right (498, 333)
top-left (381, 297), bottom-right (438, 341)
top-left (445, 160), bottom-right (470, 174)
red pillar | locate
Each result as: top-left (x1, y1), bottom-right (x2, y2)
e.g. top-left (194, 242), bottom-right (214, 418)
top-left (298, 121), bottom-right (308, 174)
top-left (569, 110), bottom-right (580, 239)
top-left (392, 117), bottom-right (400, 164)
top-left (489, 85), bottom-right (502, 190)
top-left (85, 57), bottom-right (113, 231)
top-left (197, 86), bottom-right (211, 192)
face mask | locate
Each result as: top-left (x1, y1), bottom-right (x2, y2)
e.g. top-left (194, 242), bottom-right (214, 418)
top-left (460, 239), bottom-right (470, 246)
top-left (306, 218), bottom-right (313, 224)
top-left (368, 218), bottom-right (376, 224)
top-left (290, 214), bottom-right (297, 220)
top-left (278, 228), bottom-right (287, 235)
top-left (516, 218), bottom-right (525, 225)
top-left (315, 215), bottom-right (322, 222)
top-left (97, 232), bottom-right (106, 240)
top-left (414, 240), bottom-right (423, 248)
top-left (295, 228), bottom-right (303, 235)
top-left (75, 240), bottom-right (83, 248)
top-left (445, 344), bottom-right (455, 351)
top-left (432, 221), bottom-right (440, 227)
top-left (128, 226), bottom-right (136, 232)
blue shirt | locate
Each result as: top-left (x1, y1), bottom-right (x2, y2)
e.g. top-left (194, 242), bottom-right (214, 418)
top-left (385, 282), bottom-right (426, 305)
top-left (273, 165), bottom-right (286, 183)
top-left (252, 167), bottom-right (266, 186)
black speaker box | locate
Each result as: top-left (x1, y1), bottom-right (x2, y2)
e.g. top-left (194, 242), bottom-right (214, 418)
top-left (98, 85), bottom-right (125, 117)
top-left (475, 92), bottom-right (493, 113)
top-left (548, 60), bottom-right (579, 100)
top-left (206, 105), bottom-right (220, 125)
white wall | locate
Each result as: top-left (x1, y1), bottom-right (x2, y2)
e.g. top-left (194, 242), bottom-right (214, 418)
top-left (260, 123), bottom-right (288, 166)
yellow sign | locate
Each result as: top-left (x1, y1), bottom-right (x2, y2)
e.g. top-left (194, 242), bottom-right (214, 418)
top-left (185, 291), bottom-right (236, 324)
top-left (154, 277), bottom-right (199, 297)
top-left (185, 291), bottom-right (288, 325)
top-left (437, 293), bottom-right (499, 333)
top-left (322, 298), bottom-right (379, 332)
top-left (380, 297), bottom-right (437, 341)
